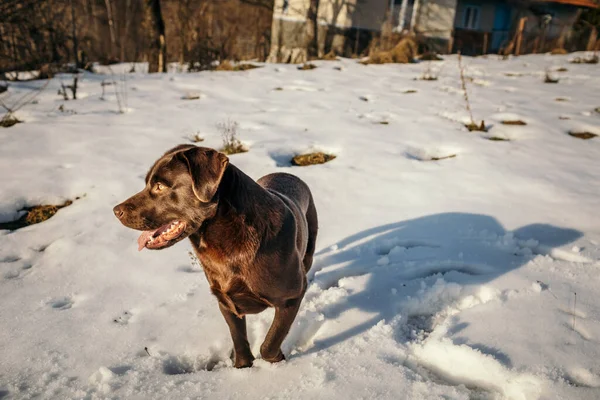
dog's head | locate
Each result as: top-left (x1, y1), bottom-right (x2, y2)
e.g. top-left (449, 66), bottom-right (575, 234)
top-left (113, 145), bottom-right (229, 251)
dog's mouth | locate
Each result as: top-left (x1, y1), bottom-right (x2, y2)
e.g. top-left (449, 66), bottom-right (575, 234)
top-left (137, 220), bottom-right (187, 251)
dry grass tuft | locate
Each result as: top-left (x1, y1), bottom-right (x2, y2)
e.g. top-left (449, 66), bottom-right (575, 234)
top-left (555, 97), bottom-right (569, 102)
top-left (320, 51), bottom-right (339, 61)
top-left (595, 107), bottom-right (600, 114)
top-left (215, 60), bottom-right (234, 71)
top-left (403, 89), bottom-right (417, 94)
top-left (214, 61), bottom-right (261, 72)
top-left (0, 199), bottom-right (75, 231)
top-left (501, 120), bottom-right (527, 125)
top-left (291, 152), bottom-right (336, 166)
top-left (363, 37), bottom-right (417, 65)
top-left (556, 67), bottom-right (568, 72)
top-left (234, 63), bottom-right (261, 71)
top-left (551, 48), bottom-right (568, 55)
top-left (430, 154), bottom-right (457, 161)
top-left (298, 63), bottom-right (317, 70)
top-left (568, 131), bottom-right (597, 140)
top-left (190, 132), bottom-right (204, 143)
top-left (465, 121), bottom-right (488, 132)
top-left (218, 120), bottom-right (248, 155)
top-left (0, 114), bottom-right (22, 128)
top-left (487, 136), bottom-right (510, 141)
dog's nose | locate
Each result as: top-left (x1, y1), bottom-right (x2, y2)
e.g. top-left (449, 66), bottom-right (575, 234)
top-left (113, 204), bottom-right (125, 219)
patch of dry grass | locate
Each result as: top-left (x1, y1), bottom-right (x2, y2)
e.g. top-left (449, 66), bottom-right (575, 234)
top-left (298, 63), bottom-right (317, 70)
top-left (0, 199), bottom-right (76, 231)
top-left (0, 114), bottom-right (22, 128)
top-left (465, 121), bottom-right (488, 132)
top-left (215, 61), bottom-right (261, 71)
top-left (501, 120), bottom-right (527, 125)
top-left (320, 52), bottom-right (339, 61)
top-left (291, 152), bottom-right (336, 166)
top-left (362, 37), bottom-right (417, 65)
top-left (487, 136), bottom-right (510, 141)
top-left (568, 131), bottom-right (598, 140)
top-left (550, 48), bottom-right (568, 55)
top-left (555, 97), bottom-right (568, 102)
top-left (403, 89), bottom-right (417, 94)
top-left (430, 154), bottom-right (457, 161)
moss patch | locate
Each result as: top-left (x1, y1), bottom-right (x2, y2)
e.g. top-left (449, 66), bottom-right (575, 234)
top-left (0, 199), bottom-right (76, 231)
top-left (568, 131), bottom-right (598, 140)
top-left (291, 152), bottom-right (336, 166)
top-left (501, 120), bottom-right (527, 125)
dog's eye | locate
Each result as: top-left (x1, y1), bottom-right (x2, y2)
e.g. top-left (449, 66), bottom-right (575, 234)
top-left (153, 183), bottom-right (166, 192)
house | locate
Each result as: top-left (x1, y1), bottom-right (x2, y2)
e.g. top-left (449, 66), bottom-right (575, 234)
top-left (267, 0), bottom-right (598, 61)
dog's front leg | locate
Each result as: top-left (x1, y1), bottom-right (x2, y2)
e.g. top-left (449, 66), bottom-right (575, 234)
top-left (218, 303), bottom-right (255, 368)
top-left (260, 295), bottom-right (303, 363)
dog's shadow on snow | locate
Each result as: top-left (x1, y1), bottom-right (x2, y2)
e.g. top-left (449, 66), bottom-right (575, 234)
top-left (295, 212), bottom-right (582, 359)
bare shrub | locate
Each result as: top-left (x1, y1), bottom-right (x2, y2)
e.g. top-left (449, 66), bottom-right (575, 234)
top-left (106, 67), bottom-right (128, 113)
top-left (0, 80), bottom-right (49, 127)
top-left (458, 52), bottom-right (486, 132)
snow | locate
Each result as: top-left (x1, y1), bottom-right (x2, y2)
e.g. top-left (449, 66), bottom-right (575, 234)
top-left (1, 52), bottom-right (600, 399)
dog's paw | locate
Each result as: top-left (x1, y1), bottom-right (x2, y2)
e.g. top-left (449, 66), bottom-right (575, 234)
top-left (232, 349), bottom-right (255, 368)
top-left (260, 347), bottom-right (285, 363)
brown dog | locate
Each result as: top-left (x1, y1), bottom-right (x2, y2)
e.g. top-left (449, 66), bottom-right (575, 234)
top-left (113, 145), bottom-right (318, 368)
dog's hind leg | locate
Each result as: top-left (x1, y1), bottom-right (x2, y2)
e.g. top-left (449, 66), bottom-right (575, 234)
top-left (218, 303), bottom-right (254, 368)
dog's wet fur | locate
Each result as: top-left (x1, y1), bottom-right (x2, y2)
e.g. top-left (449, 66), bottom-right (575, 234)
top-left (114, 145), bottom-right (318, 367)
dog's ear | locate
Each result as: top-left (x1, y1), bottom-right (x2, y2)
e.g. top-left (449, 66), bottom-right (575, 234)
top-left (180, 147), bottom-right (229, 202)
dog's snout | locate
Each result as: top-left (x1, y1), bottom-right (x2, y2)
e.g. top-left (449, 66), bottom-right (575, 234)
top-left (113, 204), bottom-right (126, 219)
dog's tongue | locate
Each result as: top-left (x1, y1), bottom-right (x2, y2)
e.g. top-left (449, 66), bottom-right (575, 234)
top-left (137, 231), bottom-right (155, 251)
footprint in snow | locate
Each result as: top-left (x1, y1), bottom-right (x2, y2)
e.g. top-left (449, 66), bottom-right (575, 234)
top-left (48, 296), bottom-right (74, 310)
top-left (113, 310), bottom-right (133, 325)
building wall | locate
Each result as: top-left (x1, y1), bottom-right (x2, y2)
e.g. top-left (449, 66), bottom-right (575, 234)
top-left (415, 0), bottom-right (458, 39)
top-left (268, 0), bottom-right (389, 61)
top-left (454, 0), bottom-right (504, 32)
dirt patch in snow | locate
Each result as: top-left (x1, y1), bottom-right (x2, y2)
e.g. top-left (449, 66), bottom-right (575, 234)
top-left (0, 198), bottom-right (78, 231)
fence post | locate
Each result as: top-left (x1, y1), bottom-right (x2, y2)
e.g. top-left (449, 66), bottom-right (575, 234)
top-left (483, 32), bottom-right (488, 55)
top-left (515, 17), bottom-right (526, 56)
top-left (587, 26), bottom-right (598, 51)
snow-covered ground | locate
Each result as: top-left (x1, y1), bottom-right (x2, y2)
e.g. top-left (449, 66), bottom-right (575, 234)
top-left (1, 53), bottom-right (600, 400)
